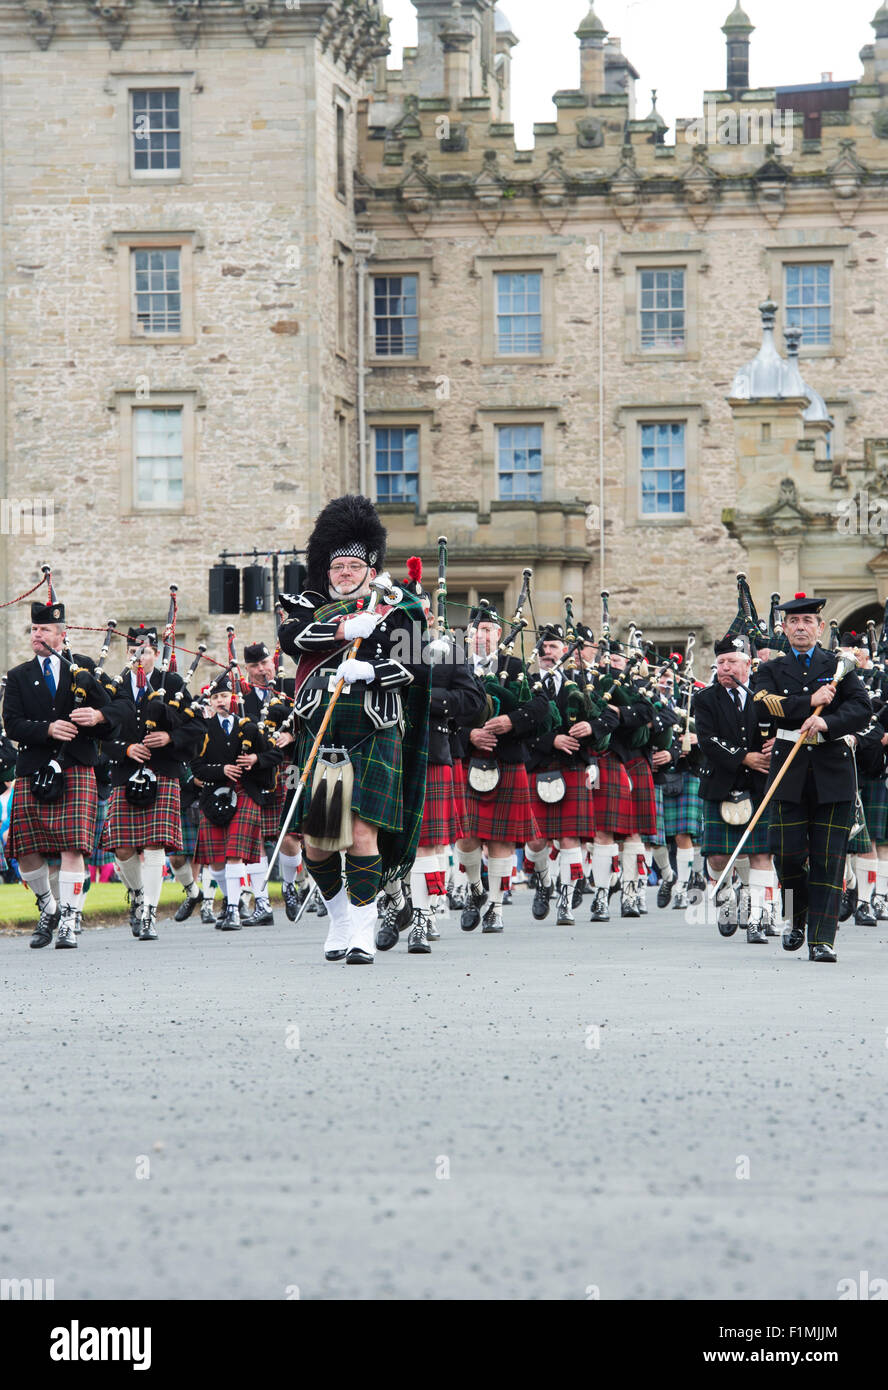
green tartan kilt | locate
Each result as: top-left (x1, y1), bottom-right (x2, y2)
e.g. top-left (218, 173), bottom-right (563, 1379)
top-left (700, 797), bottom-right (771, 857)
top-left (859, 776), bottom-right (888, 844)
top-left (662, 775), bottom-right (704, 840)
top-left (296, 687), bottom-right (404, 834)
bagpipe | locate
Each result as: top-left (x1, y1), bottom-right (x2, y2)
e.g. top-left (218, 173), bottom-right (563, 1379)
top-left (0, 675), bottom-right (17, 780)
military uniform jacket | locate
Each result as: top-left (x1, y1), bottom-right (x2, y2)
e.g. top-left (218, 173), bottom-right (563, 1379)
top-left (2, 654), bottom-right (119, 774)
top-left (692, 681), bottom-right (767, 804)
top-left (752, 647), bottom-right (871, 803)
top-left (103, 669), bottom-right (206, 786)
top-left (190, 713), bottom-right (282, 807)
top-left (243, 677), bottom-right (295, 725)
top-left (525, 671), bottom-right (613, 771)
top-left (605, 693), bottom-right (656, 766)
top-left (427, 660), bottom-right (486, 767)
top-left (451, 654), bottom-right (550, 766)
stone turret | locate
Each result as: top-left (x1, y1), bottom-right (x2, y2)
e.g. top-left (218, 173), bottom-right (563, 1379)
top-left (576, 4), bottom-right (609, 101)
top-left (872, 2), bottom-right (888, 86)
top-left (722, 3), bottom-right (754, 93)
top-left (494, 7), bottom-right (519, 122)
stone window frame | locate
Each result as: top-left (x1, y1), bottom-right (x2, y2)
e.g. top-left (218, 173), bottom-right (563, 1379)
top-left (475, 406), bottom-right (563, 515)
top-left (365, 408), bottom-right (437, 514)
top-left (618, 402), bottom-right (704, 527)
top-left (365, 256), bottom-right (435, 369)
top-left (473, 252), bottom-right (559, 366)
top-left (108, 70), bottom-right (198, 188)
top-left (108, 386), bottom-right (205, 517)
top-left (765, 242), bottom-right (850, 360)
top-left (334, 242), bottom-right (351, 360)
top-left (334, 86), bottom-right (351, 205)
top-left (334, 396), bottom-right (356, 493)
top-left (618, 249), bottom-right (703, 363)
top-left (106, 229), bottom-right (202, 346)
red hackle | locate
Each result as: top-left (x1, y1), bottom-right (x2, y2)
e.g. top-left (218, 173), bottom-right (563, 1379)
top-left (406, 556), bottom-right (423, 584)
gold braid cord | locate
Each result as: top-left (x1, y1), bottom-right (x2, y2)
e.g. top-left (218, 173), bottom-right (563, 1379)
top-left (754, 689), bottom-right (786, 717)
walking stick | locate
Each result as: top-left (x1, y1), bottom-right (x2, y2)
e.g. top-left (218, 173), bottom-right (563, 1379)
top-left (712, 653), bottom-right (858, 898)
top-left (261, 572), bottom-right (403, 889)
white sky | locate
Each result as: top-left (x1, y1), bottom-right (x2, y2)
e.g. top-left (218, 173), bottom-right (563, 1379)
top-left (382, 1), bottom-right (880, 147)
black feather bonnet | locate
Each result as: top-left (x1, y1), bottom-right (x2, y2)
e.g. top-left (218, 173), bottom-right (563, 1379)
top-left (305, 494), bottom-right (387, 595)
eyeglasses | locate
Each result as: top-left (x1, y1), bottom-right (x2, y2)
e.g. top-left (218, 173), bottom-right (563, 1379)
top-left (329, 563), bottom-right (366, 577)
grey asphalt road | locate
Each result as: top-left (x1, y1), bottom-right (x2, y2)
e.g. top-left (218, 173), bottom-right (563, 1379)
top-left (1, 890), bottom-right (887, 1302)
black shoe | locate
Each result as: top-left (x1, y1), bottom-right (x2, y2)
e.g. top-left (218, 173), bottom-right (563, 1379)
top-left (782, 923), bottom-right (805, 952)
top-left (556, 884), bottom-right (575, 926)
top-left (620, 883), bottom-right (641, 918)
top-left (200, 900), bottom-right (217, 925)
top-left (242, 903), bottom-right (275, 926)
top-left (407, 910), bottom-right (432, 954)
top-left (809, 942), bottom-right (837, 963)
top-left (531, 872), bottom-right (553, 921)
top-left (854, 899), bottom-right (877, 926)
top-left (839, 884), bottom-right (857, 922)
top-left (128, 888), bottom-right (145, 937)
top-left (461, 881), bottom-right (488, 932)
top-left (325, 949), bottom-right (347, 961)
top-left (138, 907), bottom-right (158, 941)
top-left (736, 886), bottom-right (752, 926)
top-left (345, 947), bottom-right (374, 964)
top-left (571, 877), bottom-right (584, 910)
top-left (214, 898), bottom-right (228, 929)
top-left (30, 897), bottom-right (59, 949)
top-left (218, 903), bottom-right (242, 931)
top-left (375, 902), bottom-right (402, 952)
top-left (282, 882), bottom-right (299, 921)
top-left (315, 900), bottom-right (328, 918)
top-left (173, 886), bottom-right (203, 922)
top-left (55, 908), bottom-right (78, 949)
top-left (746, 915), bottom-right (768, 945)
top-left (481, 903), bottom-right (504, 933)
top-left (716, 886), bottom-right (738, 938)
top-left (589, 887), bottom-right (609, 922)
top-left (762, 904), bottom-right (780, 936)
top-left (656, 873), bottom-right (676, 909)
top-left (502, 888), bottom-right (513, 905)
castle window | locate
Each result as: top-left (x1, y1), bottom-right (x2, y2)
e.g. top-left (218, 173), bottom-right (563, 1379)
top-left (639, 268), bottom-right (686, 351)
top-left (640, 423), bottom-right (686, 516)
top-left (495, 272), bottom-right (542, 355)
top-left (374, 427), bottom-right (419, 505)
top-left (336, 103), bottom-right (347, 199)
top-left (134, 407), bottom-right (184, 509)
top-left (373, 275), bottom-right (419, 357)
top-left (132, 248), bottom-right (181, 335)
top-left (785, 263), bottom-right (832, 347)
top-left (497, 424), bottom-right (543, 502)
top-left (131, 89), bottom-right (180, 174)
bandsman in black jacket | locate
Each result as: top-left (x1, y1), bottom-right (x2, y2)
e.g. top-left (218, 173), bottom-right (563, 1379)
top-left (752, 594), bottom-right (872, 962)
top-left (190, 675), bottom-right (282, 932)
top-left (241, 641), bottom-right (302, 925)
top-left (101, 626), bottom-right (205, 941)
top-left (693, 634), bottom-right (774, 944)
top-left (3, 599), bottom-right (122, 949)
top-left (454, 604), bottom-right (550, 936)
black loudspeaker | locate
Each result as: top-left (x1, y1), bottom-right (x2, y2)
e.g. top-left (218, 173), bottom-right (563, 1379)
top-left (283, 561), bottom-right (307, 595)
top-left (209, 564), bottom-right (239, 615)
top-left (242, 565), bottom-right (269, 613)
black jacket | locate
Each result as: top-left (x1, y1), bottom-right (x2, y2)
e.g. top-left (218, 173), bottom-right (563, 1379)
top-left (451, 654), bottom-right (550, 766)
top-left (191, 712), bottom-right (283, 808)
top-left (692, 680), bottom-right (768, 803)
top-left (427, 660), bottom-right (486, 767)
top-left (2, 654), bottom-right (121, 774)
top-left (103, 669), bottom-right (206, 786)
top-left (525, 670), bottom-right (615, 770)
top-left (606, 694), bottom-right (656, 766)
top-left (751, 647), bottom-right (871, 803)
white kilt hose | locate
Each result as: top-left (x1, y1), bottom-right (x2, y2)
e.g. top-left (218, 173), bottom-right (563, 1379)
top-left (528, 763), bottom-right (596, 840)
top-left (194, 795), bottom-right (264, 865)
top-left (102, 775), bottom-right (183, 853)
top-left (7, 763), bottom-right (98, 859)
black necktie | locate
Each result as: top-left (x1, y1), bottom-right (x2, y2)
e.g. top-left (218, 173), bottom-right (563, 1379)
top-left (544, 673), bottom-right (556, 698)
top-left (730, 688), bottom-right (742, 716)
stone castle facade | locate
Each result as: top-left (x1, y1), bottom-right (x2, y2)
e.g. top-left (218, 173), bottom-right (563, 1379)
top-left (2, 0), bottom-right (888, 669)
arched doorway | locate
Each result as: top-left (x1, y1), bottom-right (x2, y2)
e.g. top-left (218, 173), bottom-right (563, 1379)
top-left (838, 601), bottom-right (883, 642)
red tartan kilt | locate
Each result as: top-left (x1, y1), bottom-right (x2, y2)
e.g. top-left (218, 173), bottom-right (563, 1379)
top-left (459, 760), bottom-right (541, 846)
top-left (194, 795), bottom-right (264, 865)
top-left (452, 757), bottom-right (468, 826)
top-left (102, 776), bottom-right (183, 853)
top-left (622, 754), bottom-right (658, 839)
top-left (419, 762), bottom-right (463, 846)
top-left (260, 778), bottom-right (287, 840)
top-left (8, 763), bottom-right (98, 858)
top-left (591, 753), bottom-right (634, 837)
top-left (529, 763), bottom-right (596, 841)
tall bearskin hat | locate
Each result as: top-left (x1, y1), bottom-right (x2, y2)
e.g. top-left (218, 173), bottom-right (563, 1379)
top-left (305, 494), bottom-right (387, 596)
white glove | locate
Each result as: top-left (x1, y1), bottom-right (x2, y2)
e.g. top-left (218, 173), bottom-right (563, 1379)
top-left (585, 762), bottom-right (600, 790)
top-left (335, 659), bottom-right (375, 685)
top-left (342, 612), bottom-right (378, 640)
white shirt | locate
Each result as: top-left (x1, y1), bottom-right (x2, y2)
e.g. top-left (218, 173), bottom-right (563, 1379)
top-left (541, 667), bottom-right (563, 694)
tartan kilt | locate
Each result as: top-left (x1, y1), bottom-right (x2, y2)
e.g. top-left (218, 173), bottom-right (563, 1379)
top-left (591, 753), bottom-right (633, 836)
top-left (701, 797), bottom-right (771, 857)
top-left (650, 785), bottom-right (666, 847)
top-left (662, 775), bottom-right (704, 841)
top-left (102, 776), bottom-right (183, 854)
top-left (848, 817), bottom-right (872, 855)
top-left (460, 760), bottom-right (541, 845)
top-left (90, 798), bottom-right (116, 867)
top-left (7, 763), bottom-right (97, 858)
top-left (859, 776), bottom-right (888, 844)
top-left (260, 777), bottom-right (287, 841)
top-left (181, 800), bottom-right (200, 858)
top-left (452, 756), bottom-right (468, 827)
top-left (622, 755), bottom-right (658, 840)
top-left (296, 689), bottom-right (404, 834)
top-left (194, 794), bottom-right (264, 866)
top-left (419, 762), bottom-right (463, 846)
top-left (529, 762), bottom-right (596, 841)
